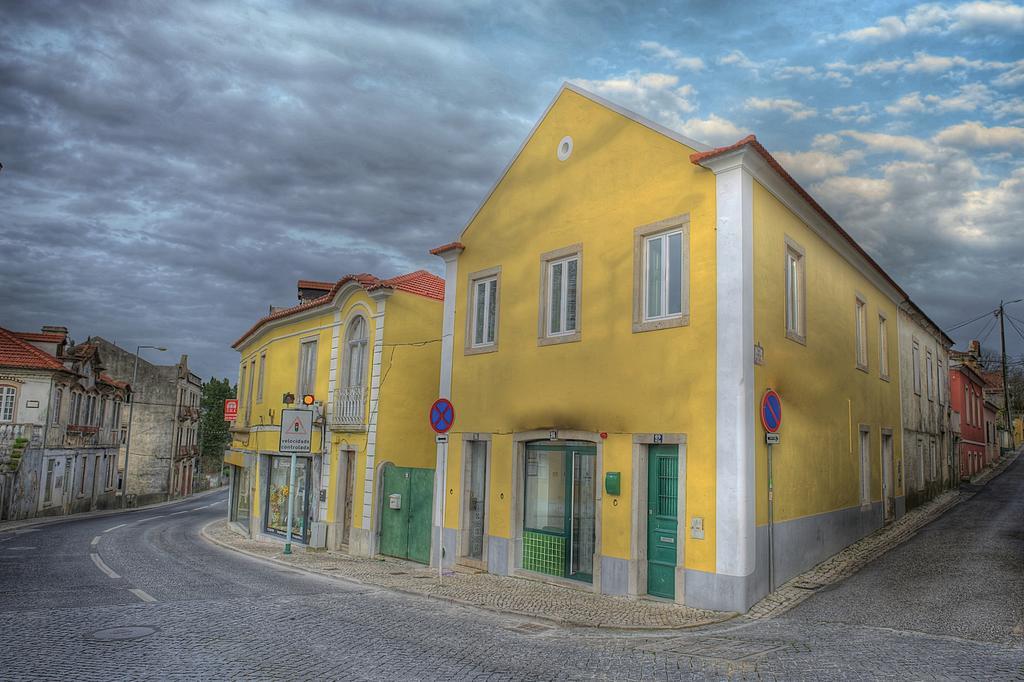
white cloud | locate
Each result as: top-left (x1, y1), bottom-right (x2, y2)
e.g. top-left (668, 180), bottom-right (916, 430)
top-left (812, 133), bottom-right (843, 150)
top-left (824, 70), bottom-right (853, 87)
top-left (571, 72), bottom-right (698, 129)
top-left (836, 1), bottom-right (1024, 42)
top-left (933, 121), bottom-right (1024, 149)
top-left (840, 130), bottom-right (937, 158)
top-left (678, 114), bottom-right (745, 145)
top-left (830, 103), bottom-right (874, 123)
top-left (994, 60), bottom-right (1024, 87)
top-left (990, 97), bottom-right (1024, 122)
top-left (774, 149), bottom-right (864, 181)
top-left (885, 93), bottom-right (927, 114)
top-left (639, 41), bottom-right (705, 71)
top-left (886, 84), bottom-right (993, 114)
top-left (745, 97), bottom-right (817, 121)
top-left (815, 175), bottom-right (893, 202)
top-left (718, 50), bottom-right (760, 70)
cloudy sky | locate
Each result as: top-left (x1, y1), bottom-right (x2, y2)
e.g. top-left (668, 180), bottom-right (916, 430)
top-left (2, 0), bottom-right (1023, 380)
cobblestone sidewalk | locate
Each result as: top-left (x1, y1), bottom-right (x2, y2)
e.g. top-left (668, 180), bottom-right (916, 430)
top-left (202, 521), bottom-right (731, 630)
top-left (746, 449), bottom-right (1022, 620)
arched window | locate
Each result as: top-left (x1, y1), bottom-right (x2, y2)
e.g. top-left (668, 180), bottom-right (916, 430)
top-left (0, 385), bottom-right (16, 423)
top-left (343, 316), bottom-right (369, 390)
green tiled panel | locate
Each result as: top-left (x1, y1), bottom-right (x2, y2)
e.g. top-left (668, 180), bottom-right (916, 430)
top-left (522, 531), bottom-right (565, 577)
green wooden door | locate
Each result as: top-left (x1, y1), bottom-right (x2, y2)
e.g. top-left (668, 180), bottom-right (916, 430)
top-left (378, 465), bottom-right (434, 564)
top-left (379, 466), bottom-right (410, 559)
top-left (647, 445), bottom-right (678, 599)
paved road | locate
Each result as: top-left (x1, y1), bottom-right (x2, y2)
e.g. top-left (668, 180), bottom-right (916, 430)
top-left (1, 460), bottom-right (1022, 680)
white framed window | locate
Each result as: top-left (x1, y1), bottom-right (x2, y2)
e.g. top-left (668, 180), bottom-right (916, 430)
top-left (633, 214), bottom-right (690, 334)
top-left (547, 256), bottom-right (578, 336)
top-left (785, 238), bottom-right (806, 344)
top-left (297, 338), bottom-right (317, 398)
top-left (539, 244), bottom-right (582, 345)
top-left (937, 360), bottom-right (944, 404)
top-left (238, 362), bottom-right (247, 410)
top-left (855, 297), bottom-right (868, 371)
top-left (470, 273), bottom-right (499, 349)
top-left (343, 317), bottom-right (369, 390)
top-left (43, 459), bottom-right (55, 504)
top-left (244, 359), bottom-right (255, 424)
top-left (256, 353), bottom-right (266, 403)
top-left (0, 385), bottom-right (15, 422)
top-left (52, 387), bottom-right (63, 425)
top-left (912, 341), bottom-right (921, 395)
top-left (878, 315), bottom-right (889, 379)
top-left (643, 229), bottom-right (684, 321)
top-left (926, 350), bottom-right (934, 400)
top-left (859, 426), bottom-right (871, 506)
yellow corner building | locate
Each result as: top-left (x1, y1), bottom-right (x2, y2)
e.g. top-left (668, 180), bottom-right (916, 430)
top-left (429, 84), bottom-right (916, 613)
top-left (226, 271), bottom-right (443, 562)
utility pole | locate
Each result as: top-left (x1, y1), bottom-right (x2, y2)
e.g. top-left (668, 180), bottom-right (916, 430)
top-left (999, 302), bottom-right (1014, 449)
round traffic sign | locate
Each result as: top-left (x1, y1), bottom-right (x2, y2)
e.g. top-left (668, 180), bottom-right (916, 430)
top-left (429, 398), bottom-right (455, 434)
top-left (761, 389), bottom-right (782, 434)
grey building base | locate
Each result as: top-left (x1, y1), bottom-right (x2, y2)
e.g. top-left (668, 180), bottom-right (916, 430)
top-left (685, 502), bottom-right (884, 613)
top-left (895, 495), bottom-right (906, 519)
top-left (599, 556), bottom-right (631, 596)
top-left (349, 527), bottom-right (375, 558)
top-left (486, 535), bottom-right (510, 576)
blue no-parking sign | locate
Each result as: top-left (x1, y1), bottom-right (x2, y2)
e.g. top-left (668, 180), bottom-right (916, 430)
top-left (761, 390), bottom-right (782, 434)
top-left (429, 398), bottom-right (455, 434)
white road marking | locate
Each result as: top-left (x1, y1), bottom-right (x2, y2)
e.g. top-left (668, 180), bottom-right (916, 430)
top-left (91, 536), bottom-right (101, 546)
top-left (5, 546), bottom-right (36, 550)
top-left (169, 510), bottom-right (189, 516)
top-left (90, 553), bottom-right (120, 579)
top-left (129, 588), bottom-right (157, 603)
top-left (103, 523), bottom-right (127, 533)
top-left (136, 515), bottom-right (166, 523)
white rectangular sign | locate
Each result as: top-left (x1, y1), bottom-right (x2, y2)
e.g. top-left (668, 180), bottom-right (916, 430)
top-left (280, 408), bottom-right (314, 453)
top-left (765, 433), bottom-right (780, 445)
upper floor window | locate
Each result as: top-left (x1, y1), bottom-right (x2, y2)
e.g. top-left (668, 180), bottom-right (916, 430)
top-left (468, 271), bottom-right (499, 351)
top-left (855, 297), bottom-right (868, 371)
top-left (912, 341), bottom-right (921, 395)
top-left (925, 350), bottom-right (934, 400)
top-left (937, 360), bottom-right (944, 404)
top-left (297, 338), bottom-right (318, 398)
top-left (343, 317), bottom-right (369, 389)
top-left (878, 315), bottom-right (889, 379)
top-left (784, 237), bottom-right (806, 344)
top-left (52, 387), bottom-right (63, 425)
top-left (256, 353), bottom-right (266, 403)
top-left (244, 359), bottom-right (255, 423)
top-left (0, 386), bottom-right (16, 422)
top-left (633, 215), bottom-right (691, 334)
top-left (539, 245), bottom-right (582, 345)
top-left (238, 363), bottom-right (247, 418)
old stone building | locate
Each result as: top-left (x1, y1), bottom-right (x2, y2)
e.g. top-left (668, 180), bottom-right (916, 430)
top-left (0, 326), bottom-right (129, 520)
top-left (88, 338), bottom-right (203, 505)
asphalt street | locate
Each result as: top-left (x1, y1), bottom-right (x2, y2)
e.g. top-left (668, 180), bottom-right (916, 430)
top-left (0, 459), bottom-right (1022, 680)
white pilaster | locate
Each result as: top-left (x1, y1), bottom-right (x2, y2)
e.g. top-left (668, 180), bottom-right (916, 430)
top-left (360, 294), bottom-right (389, 527)
top-left (433, 247), bottom-right (462, 547)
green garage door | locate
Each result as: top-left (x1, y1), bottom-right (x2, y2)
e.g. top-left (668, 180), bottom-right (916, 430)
top-left (379, 465), bottom-right (434, 564)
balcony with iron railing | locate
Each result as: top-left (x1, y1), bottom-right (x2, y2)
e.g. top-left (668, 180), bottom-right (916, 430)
top-left (178, 405), bottom-right (200, 422)
top-left (0, 423), bottom-right (42, 459)
top-left (45, 424), bottom-right (121, 449)
top-left (330, 386), bottom-right (367, 430)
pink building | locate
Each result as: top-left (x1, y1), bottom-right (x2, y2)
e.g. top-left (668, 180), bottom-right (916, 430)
top-left (949, 361), bottom-right (986, 478)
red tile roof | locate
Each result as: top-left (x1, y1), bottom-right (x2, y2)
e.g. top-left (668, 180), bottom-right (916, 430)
top-left (99, 373), bottom-right (130, 390)
top-left (0, 327), bottom-right (66, 371)
top-left (690, 135), bottom-right (909, 301)
top-left (429, 241), bottom-right (465, 256)
top-left (233, 270), bottom-right (444, 348)
top-left (297, 280), bottom-right (334, 291)
top-left (981, 371), bottom-right (1003, 389)
top-left (12, 332), bottom-right (66, 343)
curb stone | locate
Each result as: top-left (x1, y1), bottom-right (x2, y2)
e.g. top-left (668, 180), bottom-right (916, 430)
top-left (200, 520), bottom-right (736, 632)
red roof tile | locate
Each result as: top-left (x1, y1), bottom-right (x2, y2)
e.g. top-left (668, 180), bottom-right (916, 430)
top-left (0, 327), bottom-right (66, 371)
top-left (297, 280), bottom-right (334, 291)
top-left (429, 241), bottom-right (465, 256)
top-left (12, 332), bottom-right (66, 343)
top-left (690, 135), bottom-right (908, 301)
top-left (233, 270), bottom-right (444, 348)
top-left (99, 373), bottom-right (130, 390)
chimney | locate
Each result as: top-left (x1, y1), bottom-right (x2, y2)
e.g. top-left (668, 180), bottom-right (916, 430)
top-left (969, 339), bottom-right (980, 356)
top-left (41, 325), bottom-right (68, 341)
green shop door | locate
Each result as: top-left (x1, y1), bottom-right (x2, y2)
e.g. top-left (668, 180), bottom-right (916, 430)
top-left (647, 445), bottom-right (679, 599)
top-left (379, 465), bottom-right (434, 564)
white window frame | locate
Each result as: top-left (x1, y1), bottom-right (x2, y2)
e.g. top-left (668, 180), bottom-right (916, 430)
top-left (297, 338), bottom-right (318, 399)
top-left (244, 359), bottom-right (255, 425)
top-left (52, 387), bottom-right (63, 425)
top-left (256, 353), bottom-right (266, 403)
top-left (343, 317), bottom-right (369, 390)
top-left (878, 314), bottom-right (889, 380)
top-left (466, 267), bottom-right (501, 354)
top-left (633, 214), bottom-right (691, 334)
top-left (784, 237), bottom-right (806, 344)
top-left (538, 244), bottom-right (582, 346)
top-left (859, 426), bottom-right (871, 506)
top-left (642, 229), bottom-right (685, 322)
top-left (912, 340), bottom-right (922, 395)
top-left (855, 296), bottom-right (868, 371)
top-left (0, 385), bottom-right (15, 423)
top-left (925, 350), bottom-right (934, 401)
top-left (937, 359), bottom-right (944, 404)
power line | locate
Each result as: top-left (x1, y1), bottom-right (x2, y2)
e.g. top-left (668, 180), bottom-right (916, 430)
top-left (945, 309), bottom-right (998, 334)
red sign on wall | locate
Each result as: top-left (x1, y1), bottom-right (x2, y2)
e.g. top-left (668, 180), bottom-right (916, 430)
top-left (224, 399), bottom-right (238, 422)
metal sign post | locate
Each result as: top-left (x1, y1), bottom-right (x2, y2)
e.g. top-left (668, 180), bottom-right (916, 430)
top-left (429, 398), bottom-right (455, 583)
top-left (280, 408), bottom-right (313, 556)
top-left (760, 389), bottom-right (782, 593)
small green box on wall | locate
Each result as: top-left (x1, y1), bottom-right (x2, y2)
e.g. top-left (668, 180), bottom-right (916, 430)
top-left (605, 471), bottom-right (621, 496)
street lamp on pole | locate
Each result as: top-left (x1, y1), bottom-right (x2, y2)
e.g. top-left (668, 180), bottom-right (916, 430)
top-left (122, 344), bottom-right (166, 509)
